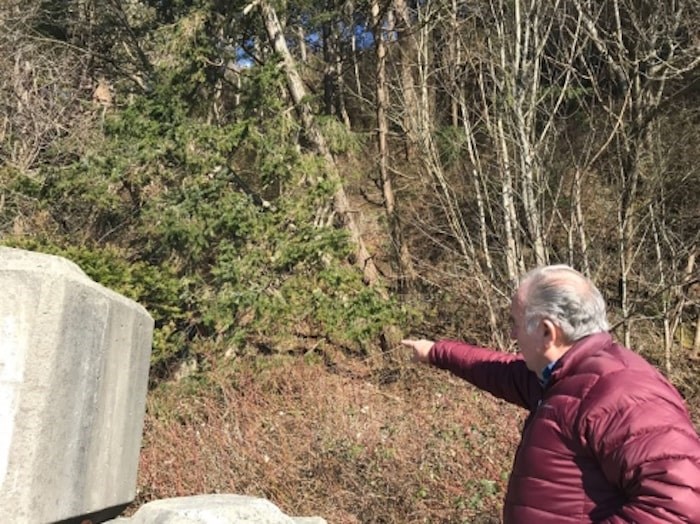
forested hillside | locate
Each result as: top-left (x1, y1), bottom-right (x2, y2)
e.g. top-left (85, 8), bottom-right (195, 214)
top-left (2, 1), bottom-right (698, 521)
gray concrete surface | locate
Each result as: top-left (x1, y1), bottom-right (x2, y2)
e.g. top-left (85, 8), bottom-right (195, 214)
top-left (0, 247), bottom-right (154, 523)
top-left (113, 495), bottom-right (327, 524)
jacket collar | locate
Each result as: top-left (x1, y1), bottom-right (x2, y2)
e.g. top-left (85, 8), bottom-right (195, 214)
top-left (545, 332), bottom-right (613, 388)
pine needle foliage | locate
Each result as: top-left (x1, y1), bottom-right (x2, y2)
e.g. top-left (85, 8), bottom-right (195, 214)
top-left (1, 66), bottom-right (405, 376)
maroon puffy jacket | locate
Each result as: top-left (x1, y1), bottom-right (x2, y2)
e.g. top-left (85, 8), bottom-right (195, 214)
top-left (430, 332), bottom-right (700, 523)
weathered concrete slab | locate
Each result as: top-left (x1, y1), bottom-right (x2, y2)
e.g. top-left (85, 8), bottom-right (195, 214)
top-left (114, 495), bottom-right (327, 524)
top-left (0, 247), bottom-right (154, 523)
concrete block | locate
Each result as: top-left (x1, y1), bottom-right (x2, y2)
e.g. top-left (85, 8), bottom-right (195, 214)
top-left (0, 247), bottom-right (154, 523)
top-left (118, 495), bottom-right (328, 524)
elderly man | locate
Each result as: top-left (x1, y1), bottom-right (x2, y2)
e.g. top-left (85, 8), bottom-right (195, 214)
top-left (402, 265), bottom-right (700, 523)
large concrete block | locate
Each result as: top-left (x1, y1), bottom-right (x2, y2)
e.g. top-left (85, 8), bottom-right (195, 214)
top-left (0, 247), bottom-right (154, 523)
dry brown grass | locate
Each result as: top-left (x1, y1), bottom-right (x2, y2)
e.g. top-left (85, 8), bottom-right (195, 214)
top-left (132, 350), bottom-right (524, 523)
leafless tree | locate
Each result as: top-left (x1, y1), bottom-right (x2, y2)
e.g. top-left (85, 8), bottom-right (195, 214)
top-left (0, 3), bottom-right (95, 176)
top-left (572, 0), bottom-right (699, 347)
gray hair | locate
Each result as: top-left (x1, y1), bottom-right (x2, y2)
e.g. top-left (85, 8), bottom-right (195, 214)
top-left (520, 265), bottom-right (609, 342)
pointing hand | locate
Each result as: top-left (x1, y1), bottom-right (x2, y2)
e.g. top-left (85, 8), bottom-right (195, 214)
top-left (401, 339), bottom-right (435, 364)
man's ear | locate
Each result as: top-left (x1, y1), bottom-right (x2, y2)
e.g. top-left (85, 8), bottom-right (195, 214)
top-left (542, 319), bottom-right (557, 347)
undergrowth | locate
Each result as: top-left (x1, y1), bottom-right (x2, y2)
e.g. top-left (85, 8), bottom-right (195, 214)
top-left (132, 350), bottom-right (525, 523)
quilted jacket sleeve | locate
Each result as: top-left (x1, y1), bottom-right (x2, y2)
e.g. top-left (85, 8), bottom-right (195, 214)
top-left (580, 376), bottom-right (700, 523)
top-left (429, 340), bottom-right (542, 411)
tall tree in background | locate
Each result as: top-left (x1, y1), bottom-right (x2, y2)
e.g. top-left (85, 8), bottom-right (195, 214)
top-left (372, 0), bottom-right (415, 290)
top-left (252, 0), bottom-right (385, 291)
top-left (392, 0), bottom-right (421, 159)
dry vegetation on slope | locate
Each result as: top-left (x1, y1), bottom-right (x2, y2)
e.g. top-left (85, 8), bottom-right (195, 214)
top-left (132, 326), bottom-right (700, 523)
top-left (133, 349), bottom-right (525, 523)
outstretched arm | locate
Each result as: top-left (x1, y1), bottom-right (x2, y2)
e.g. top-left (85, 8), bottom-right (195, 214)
top-left (402, 339), bottom-right (542, 411)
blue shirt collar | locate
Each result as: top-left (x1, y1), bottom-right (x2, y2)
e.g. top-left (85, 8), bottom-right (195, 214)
top-left (539, 360), bottom-right (558, 387)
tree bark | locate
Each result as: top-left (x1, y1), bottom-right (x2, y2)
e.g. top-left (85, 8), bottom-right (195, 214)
top-left (392, 0), bottom-right (420, 159)
top-left (693, 313), bottom-right (700, 360)
top-left (257, 0), bottom-right (385, 292)
top-left (372, 0), bottom-right (415, 290)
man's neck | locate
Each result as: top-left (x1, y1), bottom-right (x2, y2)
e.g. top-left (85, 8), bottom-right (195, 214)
top-left (537, 343), bottom-right (572, 381)
top-left (544, 342), bottom-right (572, 365)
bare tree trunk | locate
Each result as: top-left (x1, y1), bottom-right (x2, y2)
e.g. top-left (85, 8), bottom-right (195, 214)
top-left (479, 0), bottom-right (586, 275)
top-left (322, 22), bottom-right (335, 116)
top-left (256, 0), bottom-right (384, 291)
top-left (618, 211), bottom-right (632, 348)
top-left (448, 0), bottom-right (460, 128)
top-left (343, 0), bottom-right (362, 99)
top-left (513, 0), bottom-right (548, 266)
top-left (321, 16), bottom-right (351, 128)
top-left (573, 169), bottom-right (590, 274)
top-left (460, 95), bottom-right (494, 282)
top-left (693, 314), bottom-right (700, 360)
top-left (670, 252), bottom-right (696, 348)
top-left (478, 28), bottom-right (522, 283)
top-left (393, 0), bottom-right (420, 159)
top-left (460, 94), bottom-right (499, 336)
top-left (333, 21), bottom-right (351, 129)
top-left (435, 3), bottom-right (475, 262)
top-left (497, 113), bottom-right (522, 281)
top-left (372, 0), bottom-right (414, 290)
top-left (618, 124), bottom-right (647, 347)
top-left (650, 202), bottom-right (672, 372)
top-left (296, 26), bottom-right (307, 63)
